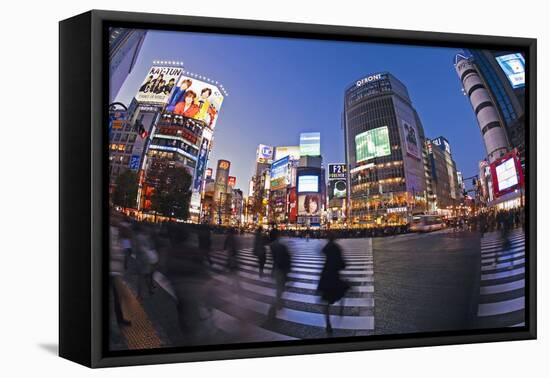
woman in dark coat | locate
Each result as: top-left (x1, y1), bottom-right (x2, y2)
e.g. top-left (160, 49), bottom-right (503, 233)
top-left (317, 234), bottom-right (349, 333)
top-left (253, 227), bottom-right (267, 277)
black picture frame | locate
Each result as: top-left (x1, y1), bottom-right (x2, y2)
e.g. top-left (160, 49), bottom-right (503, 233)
top-left (59, 9), bottom-right (537, 368)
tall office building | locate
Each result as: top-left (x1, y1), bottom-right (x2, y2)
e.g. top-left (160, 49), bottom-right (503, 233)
top-left (426, 137), bottom-right (461, 210)
top-left (344, 72), bottom-right (428, 226)
top-left (109, 28), bottom-right (147, 102)
top-left (454, 54), bottom-right (511, 163)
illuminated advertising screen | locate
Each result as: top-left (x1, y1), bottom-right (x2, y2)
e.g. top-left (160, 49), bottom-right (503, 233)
top-left (490, 152), bottom-right (523, 197)
top-left (270, 156), bottom-right (290, 190)
top-left (136, 66), bottom-right (183, 104)
top-left (165, 75), bottom-right (225, 129)
top-left (355, 126), bottom-right (391, 162)
top-left (297, 174), bottom-right (319, 193)
top-left (298, 194), bottom-right (321, 216)
top-left (496, 53), bottom-right (525, 89)
top-left (193, 137), bottom-right (210, 191)
top-left (274, 146), bottom-right (300, 161)
top-left (256, 144), bottom-right (274, 163)
top-left (496, 158), bottom-right (518, 191)
top-left (288, 188), bottom-right (297, 222)
top-left (328, 163), bottom-right (347, 180)
top-left (299, 132), bottom-right (321, 156)
top-left (402, 121), bottom-right (421, 159)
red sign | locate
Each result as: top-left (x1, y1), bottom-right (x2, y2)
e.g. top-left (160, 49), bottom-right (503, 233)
top-left (288, 188), bottom-right (297, 223)
top-left (228, 176), bottom-right (236, 187)
top-left (489, 150), bottom-right (524, 198)
top-left (205, 168), bottom-right (213, 178)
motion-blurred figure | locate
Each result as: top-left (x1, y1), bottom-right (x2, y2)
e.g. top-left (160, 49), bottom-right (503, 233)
top-left (317, 233), bottom-right (349, 334)
top-left (132, 222), bottom-right (158, 300)
top-left (109, 223), bottom-right (131, 327)
top-left (253, 227), bottom-right (267, 277)
top-left (224, 228), bottom-right (241, 291)
top-left (198, 225), bottom-right (213, 266)
top-left (165, 224), bottom-right (212, 344)
top-left (268, 229), bottom-right (291, 319)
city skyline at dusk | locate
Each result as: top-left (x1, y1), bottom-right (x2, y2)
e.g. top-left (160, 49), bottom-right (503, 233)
top-left (114, 29), bottom-right (485, 190)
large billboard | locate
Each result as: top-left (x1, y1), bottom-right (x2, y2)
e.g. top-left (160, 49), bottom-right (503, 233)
top-left (274, 146), bottom-right (300, 161)
top-left (193, 136), bottom-right (210, 191)
top-left (328, 163), bottom-right (347, 181)
top-left (299, 132), bottom-right (321, 156)
top-left (298, 194), bottom-right (321, 216)
top-left (490, 151), bottom-right (524, 198)
top-left (496, 53), bottom-right (525, 89)
top-left (288, 188), bottom-right (297, 223)
top-left (355, 126), bottom-right (391, 162)
top-left (270, 156), bottom-right (290, 191)
top-left (256, 144), bottom-right (274, 164)
top-left (165, 75), bottom-right (225, 129)
top-left (297, 174), bottom-right (319, 193)
top-left (136, 66), bottom-right (183, 104)
top-left (402, 121), bottom-right (421, 159)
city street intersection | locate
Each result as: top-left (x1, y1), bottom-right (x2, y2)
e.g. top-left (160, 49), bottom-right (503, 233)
top-left (110, 228), bottom-right (526, 350)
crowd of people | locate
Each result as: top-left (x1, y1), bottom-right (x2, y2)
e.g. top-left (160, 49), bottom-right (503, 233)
top-left (109, 206), bottom-right (525, 343)
top-left (109, 214), bottom-right (353, 340)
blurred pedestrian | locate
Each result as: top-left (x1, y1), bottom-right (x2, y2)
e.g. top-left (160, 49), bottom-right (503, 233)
top-left (224, 228), bottom-right (241, 291)
top-left (198, 224), bottom-right (213, 266)
top-left (253, 226), bottom-right (267, 277)
top-left (165, 224), bottom-right (212, 344)
top-left (132, 223), bottom-right (158, 300)
top-left (109, 224), bottom-right (131, 327)
top-left (268, 229), bottom-right (291, 319)
top-left (317, 233), bottom-right (349, 334)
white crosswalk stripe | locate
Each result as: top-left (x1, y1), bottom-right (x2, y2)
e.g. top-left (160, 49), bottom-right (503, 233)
top-left (477, 228), bottom-right (525, 327)
top-left (201, 238), bottom-right (375, 339)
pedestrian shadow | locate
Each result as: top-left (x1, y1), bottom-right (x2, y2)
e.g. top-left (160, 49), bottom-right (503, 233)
top-left (38, 343), bottom-right (58, 355)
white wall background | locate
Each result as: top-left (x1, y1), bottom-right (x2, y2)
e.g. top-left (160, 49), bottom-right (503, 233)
top-left (0, 0), bottom-right (547, 375)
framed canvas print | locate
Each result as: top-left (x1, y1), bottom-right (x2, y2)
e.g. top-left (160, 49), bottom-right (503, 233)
top-left (59, 10), bottom-right (536, 368)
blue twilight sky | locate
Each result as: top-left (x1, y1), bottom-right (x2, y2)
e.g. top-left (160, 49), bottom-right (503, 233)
top-left (115, 29), bottom-right (486, 191)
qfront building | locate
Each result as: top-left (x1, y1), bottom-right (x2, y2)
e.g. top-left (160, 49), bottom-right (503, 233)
top-left (344, 72), bottom-right (428, 226)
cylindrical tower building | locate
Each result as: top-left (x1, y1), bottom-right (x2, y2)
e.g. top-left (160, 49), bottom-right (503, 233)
top-left (454, 54), bottom-right (510, 162)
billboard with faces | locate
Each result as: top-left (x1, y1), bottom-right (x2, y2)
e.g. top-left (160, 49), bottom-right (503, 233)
top-left (136, 66), bottom-right (183, 104)
top-left (298, 194), bottom-right (321, 216)
top-left (165, 76), bottom-right (225, 129)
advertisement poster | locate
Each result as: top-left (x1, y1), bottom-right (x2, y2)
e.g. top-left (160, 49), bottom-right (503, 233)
top-left (298, 194), bottom-right (321, 216)
top-left (355, 126), bottom-right (391, 162)
top-left (136, 66), bottom-right (183, 104)
top-left (299, 132), bottom-right (321, 156)
top-left (328, 163), bottom-right (347, 180)
top-left (270, 156), bottom-right (290, 190)
top-left (402, 121), bottom-right (421, 159)
top-left (193, 137), bottom-right (210, 191)
top-left (274, 146), bottom-right (300, 161)
top-left (490, 153), bottom-right (523, 197)
top-left (496, 53), bottom-right (526, 89)
top-left (288, 188), bottom-right (297, 222)
top-left (256, 144), bottom-right (274, 163)
top-left (165, 75), bottom-right (225, 129)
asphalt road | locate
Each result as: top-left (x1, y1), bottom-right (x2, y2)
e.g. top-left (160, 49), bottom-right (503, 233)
top-left (372, 230), bottom-right (481, 335)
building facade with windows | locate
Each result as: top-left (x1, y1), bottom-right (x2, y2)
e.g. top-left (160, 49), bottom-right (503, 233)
top-left (344, 72), bottom-right (428, 226)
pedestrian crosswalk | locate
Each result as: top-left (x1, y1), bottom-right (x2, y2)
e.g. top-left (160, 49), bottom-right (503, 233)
top-left (181, 238), bottom-right (377, 340)
top-left (477, 228), bottom-right (526, 328)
